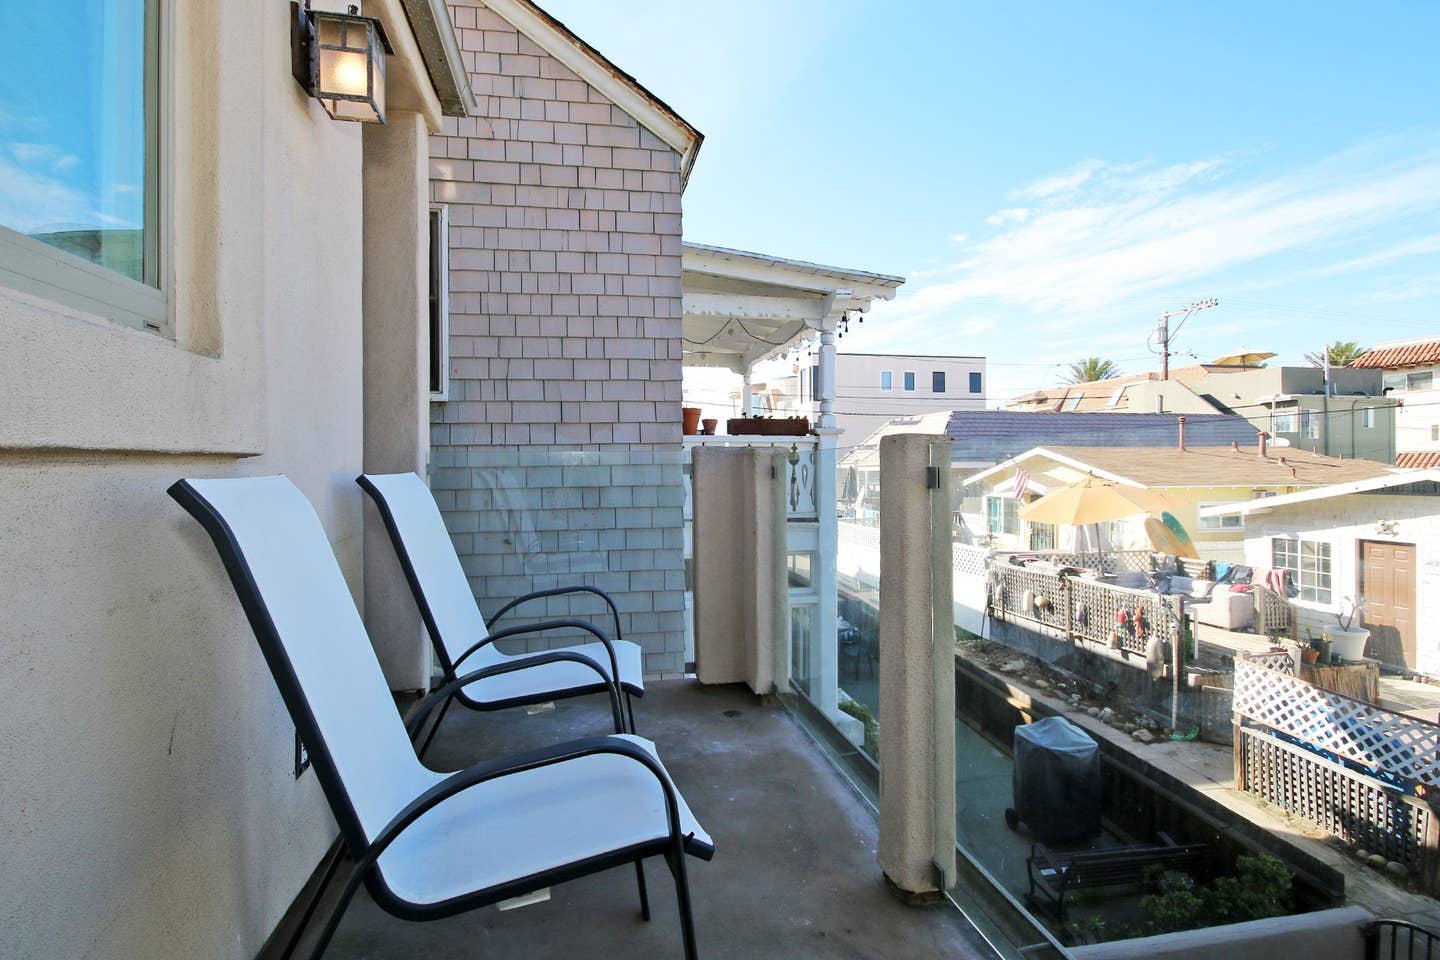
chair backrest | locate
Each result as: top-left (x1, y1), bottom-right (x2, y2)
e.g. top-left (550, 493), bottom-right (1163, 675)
top-left (169, 476), bottom-right (429, 847)
top-left (357, 472), bottom-right (494, 677)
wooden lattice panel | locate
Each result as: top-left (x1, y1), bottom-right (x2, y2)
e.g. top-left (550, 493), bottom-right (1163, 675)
top-left (1235, 661), bottom-right (1440, 789)
top-left (1241, 727), bottom-right (1429, 869)
top-left (990, 566), bottom-right (1068, 631)
top-left (990, 565), bottom-right (1180, 657)
top-left (1253, 585), bottom-right (1294, 637)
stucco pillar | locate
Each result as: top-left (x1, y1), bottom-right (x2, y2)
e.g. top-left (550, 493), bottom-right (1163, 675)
top-left (877, 434), bottom-right (957, 896)
top-left (812, 427), bottom-right (841, 717)
top-left (361, 110), bottom-right (431, 691)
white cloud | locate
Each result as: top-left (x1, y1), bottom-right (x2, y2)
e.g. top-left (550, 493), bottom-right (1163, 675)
top-left (1015, 159), bottom-right (1106, 199)
top-left (948, 232), bottom-right (969, 244)
top-left (984, 207), bottom-right (1030, 226)
top-left (897, 147), bottom-right (1440, 326)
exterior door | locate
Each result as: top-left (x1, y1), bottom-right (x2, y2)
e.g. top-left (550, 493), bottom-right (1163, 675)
top-left (1359, 541), bottom-right (1417, 669)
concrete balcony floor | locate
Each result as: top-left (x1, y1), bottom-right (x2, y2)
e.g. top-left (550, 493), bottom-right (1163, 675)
top-left (321, 679), bottom-right (989, 959)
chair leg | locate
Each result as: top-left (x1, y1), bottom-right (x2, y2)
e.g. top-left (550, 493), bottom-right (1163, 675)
top-left (634, 858), bottom-right (651, 921)
top-left (665, 848), bottom-right (699, 960)
top-left (625, 692), bottom-right (638, 735)
top-left (307, 858), bottom-right (370, 960)
top-left (416, 693), bottom-right (455, 761)
top-left (279, 844), bottom-right (347, 960)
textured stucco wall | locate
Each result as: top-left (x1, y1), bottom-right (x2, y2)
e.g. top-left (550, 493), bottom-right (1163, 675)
top-left (0, 2), bottom-right (435, 956)
top-left (428, 0), bottom-right (688, 672)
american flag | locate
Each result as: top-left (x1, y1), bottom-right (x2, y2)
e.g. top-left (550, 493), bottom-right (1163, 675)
top-left (1013, 466), bottom-right (1031, 501)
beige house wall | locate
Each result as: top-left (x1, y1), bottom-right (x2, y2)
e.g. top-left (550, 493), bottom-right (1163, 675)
top-left (0, 2), bottom-right (444, 957)
top-left (428, 0), bottom-right (688, 672)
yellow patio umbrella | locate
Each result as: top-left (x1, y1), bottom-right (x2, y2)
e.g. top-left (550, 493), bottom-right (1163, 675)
top-left (1018, 476), bottom-right (1176, 526)
top-left (1211, 347), bottom-right (1276, 368)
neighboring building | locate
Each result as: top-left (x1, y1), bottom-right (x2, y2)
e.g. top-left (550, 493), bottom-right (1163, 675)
top-left (1351, 336), bottom-right (1440, 466)
top-left (801, 352), bottom-right (986, 451)
top-left (1007, 360), bottom-right (1400, 463)
top-left (1203, 470), bottom-right (1440, 673)
top-left (0, 2), bottom-right (474, 956)
top-left (840, 411), bottom-right (1259, 540)
top-left (965, 440), bottom-right (1394, 562)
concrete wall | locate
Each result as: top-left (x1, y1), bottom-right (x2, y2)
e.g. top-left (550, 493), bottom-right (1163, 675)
top-left (0, 3), bottom-right (440, 956)
top-left (1393, 384), bottom-right (1440, 456)
top-left (1069, 906), bottom-right (1372, 960)
top-left (1239, 493), bottom-right (1440, 673)
top-left (427, 0), bottom-right (688, 672)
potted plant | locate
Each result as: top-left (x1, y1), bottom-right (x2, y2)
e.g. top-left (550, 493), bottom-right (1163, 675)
top-left (1322, 597), bottom-right (1369, 662)
top-left (682, 407), bottom-right (702, 435)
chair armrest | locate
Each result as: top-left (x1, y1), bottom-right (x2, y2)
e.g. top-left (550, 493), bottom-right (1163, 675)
top-left (452, 618), bottom-right (622, 694)
top-left (354, 735), bottom-right (687, 878)
top-left (491, 586), bottom-right (625, 649)
top-left (411, 647), bottom-right (624, 734)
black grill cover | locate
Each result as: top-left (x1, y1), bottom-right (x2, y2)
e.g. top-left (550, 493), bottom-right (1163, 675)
top-left (1011, 716), bottom-right (1101, 843)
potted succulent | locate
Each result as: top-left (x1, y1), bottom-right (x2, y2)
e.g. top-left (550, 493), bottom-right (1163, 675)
top-left (1322, 597), bottom-right (1369, 662)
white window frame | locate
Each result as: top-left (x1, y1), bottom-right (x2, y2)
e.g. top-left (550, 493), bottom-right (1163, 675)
top-left (1271, 536), bottom-right (1332, 605)
top-left (880, 370), bottom-right (893, 391)
top-left (1195, 501), bottom-right (1243, 531)
top-left (986, 495), bottom-right (1018, 535)
top-left (1272, 408), bottom-right (1298, 434)
top-left (428, 203), bottom-right (450, 401)
top-left (0, 0), bottom-right (170, 336)
top-left (1360, 406), bottom-right (1374, 429)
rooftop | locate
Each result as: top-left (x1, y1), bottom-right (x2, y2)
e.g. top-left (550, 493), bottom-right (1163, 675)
top-left (1397, 451), bottom-right (1440, 469)
top-left (842, 411), bottom-right (1259, 470)
top-left (293, 681), bottom-right (987, 960)
top-left (972, 444), bottom-right (1396, 489)
top-left (1350, 338), bottom-right (1440, 369)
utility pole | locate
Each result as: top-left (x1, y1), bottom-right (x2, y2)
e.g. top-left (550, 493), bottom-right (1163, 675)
top-left (1156, 298), bottom-right (1219, 380)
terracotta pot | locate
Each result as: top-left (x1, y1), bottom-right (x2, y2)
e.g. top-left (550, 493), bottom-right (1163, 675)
top-left (1301, 647), bottom-right (1321, 665)
top-left (701, 418), bottom-right (718, 436)
top-left (682, 406), bottom-right (702, 435)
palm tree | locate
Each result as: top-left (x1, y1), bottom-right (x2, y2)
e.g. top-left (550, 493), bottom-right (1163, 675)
top-left (1304, 341), bottom-right (1367, 368)
top-left (1065, 357), bottom-right (1122, 383)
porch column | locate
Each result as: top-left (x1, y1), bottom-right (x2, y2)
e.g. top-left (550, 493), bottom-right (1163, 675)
top-left (740, 371), bottom-right (753, 416)
top-left (812, 428), bottom-right (841, 717)
top-left (361, 110), bottom-right (431, 692)
top-left (817, 323), bottom-right (837, 430)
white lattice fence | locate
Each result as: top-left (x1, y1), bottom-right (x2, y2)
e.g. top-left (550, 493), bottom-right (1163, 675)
top-left (1068, 577), bottom-right (1180, 655)
top-left (953, 543), bottom-right (990, 577)
top-left (1244, 650), bottom-right (1296, 675)
top-left (1234, 661), bottom-right (1440, 789)
top-left (989, 565), bottom-right (1068, 632)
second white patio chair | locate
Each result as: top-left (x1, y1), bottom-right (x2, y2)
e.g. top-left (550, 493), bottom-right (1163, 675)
top-left (169, 475), bottom-right (712, 959)
top-left (358, 472), bottom-right (646, 746)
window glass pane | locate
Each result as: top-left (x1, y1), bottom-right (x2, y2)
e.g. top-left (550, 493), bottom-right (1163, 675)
top-left (931, 371), bottom-right (945, 393)
top-left (880, 370), bottom-right (892, 390)
top-left (0, 1), bottom-right (153, 285)
top-left (1384, 373), bottom-right (1406, 391)
top-left (1409, 371), bottom-right (1433, 391)
top-left (969, 371), bottom-right (982, 393)
top-left (903, 371), bottom-right (916, 391)
top-left (787, 552), bottom-right (814, 589)
top-left (428, 209), bottom-right (446, 395)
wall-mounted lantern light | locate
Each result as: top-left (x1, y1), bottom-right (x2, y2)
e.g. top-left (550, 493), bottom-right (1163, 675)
top-left (291, 2), bottom-right (393, 124)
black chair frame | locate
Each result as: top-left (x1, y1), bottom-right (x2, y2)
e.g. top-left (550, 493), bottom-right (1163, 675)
top-left (170, 480), bottom-right (712, 960)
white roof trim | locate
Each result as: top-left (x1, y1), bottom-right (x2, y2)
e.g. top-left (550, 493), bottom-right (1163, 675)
top-left (480, 0), bottom-right (702, 183)
top-left (1200, 468), bottom-right (1439, 518)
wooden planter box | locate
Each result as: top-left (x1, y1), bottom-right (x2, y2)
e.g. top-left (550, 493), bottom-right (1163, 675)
top-left (726, 417), bottom-right (810, 436)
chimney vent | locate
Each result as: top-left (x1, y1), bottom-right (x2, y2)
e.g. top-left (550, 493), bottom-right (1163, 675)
top-left (1231, 440), bottom-right (1239, 451)
top-left (1178, 415), bottom-right (1187, 452)
top-left (1258, 431), bottom-right (1269, 458)
top-left (1290, 466), bottom-right (1298, 479)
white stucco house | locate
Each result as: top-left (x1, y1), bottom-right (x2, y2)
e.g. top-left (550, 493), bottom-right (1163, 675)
top-left (1202, 470), bottom-right (1440, 674)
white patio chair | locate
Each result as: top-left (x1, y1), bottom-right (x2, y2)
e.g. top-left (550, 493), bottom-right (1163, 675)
top-left (357, 472), bottom-right (645, 746)
top-left (169, 475), bottom-right (712, 959)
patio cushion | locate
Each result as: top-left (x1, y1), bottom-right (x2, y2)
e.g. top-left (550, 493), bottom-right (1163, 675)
top-left (379, 733), bottom-right (712, 905)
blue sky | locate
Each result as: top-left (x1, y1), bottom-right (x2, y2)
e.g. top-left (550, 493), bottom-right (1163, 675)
top-left (540, 0), bottom-right (1440, 402)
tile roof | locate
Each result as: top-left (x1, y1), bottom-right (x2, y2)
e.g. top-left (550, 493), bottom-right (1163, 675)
top-left (1029, 445), bottom-right (1394, 489)
top-left (1396, 451), bottom-right (1440, 469)
top-left (1351, 339), bottom-right (1440, 369)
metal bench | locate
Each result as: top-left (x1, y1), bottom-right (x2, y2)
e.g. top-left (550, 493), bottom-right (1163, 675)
top-left (1026, 833), bottom-right (1207, 921)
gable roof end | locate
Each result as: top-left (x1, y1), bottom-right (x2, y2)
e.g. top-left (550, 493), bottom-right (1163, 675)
top-left (481, 0), bottom-right (704, 185)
